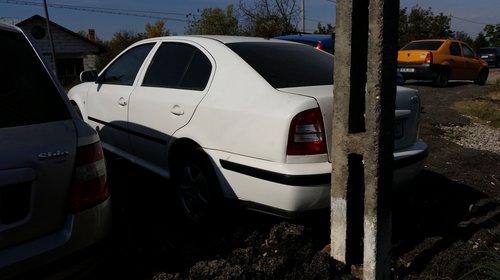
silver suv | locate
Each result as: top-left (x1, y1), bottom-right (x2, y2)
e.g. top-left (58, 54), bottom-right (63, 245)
top-left (0, 23), bottom-right (111, 279)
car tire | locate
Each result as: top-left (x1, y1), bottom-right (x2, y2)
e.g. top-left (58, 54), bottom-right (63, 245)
top-left (474, 68), bottom-right (488, 85)
top-left (434, 68), bottom-right (449, 87)
top-left (172, 148), bottom-right (222, 222)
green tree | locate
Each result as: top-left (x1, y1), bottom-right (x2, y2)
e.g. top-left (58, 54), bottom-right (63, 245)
top-left (454, 31), bottom-right (474, 48)
top-left (186, 5), bottom-right (240, 35)
top-left (238, 0), bottom-right (299, 37)
top-left (483, 23), bottom-right (500, 46)
top-left (474, 32), bottom-right (489, 49)
top-left (314, 23), bottom-right (334, 34)
top-left (97, 30), bottom-right (142, 70)
top-left (144, 20), bottom-right (170, 38)
top-left (398, 5), bottom-right (452, 48)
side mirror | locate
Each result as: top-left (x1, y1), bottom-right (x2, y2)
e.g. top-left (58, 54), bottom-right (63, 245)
top-left (80, 70), bottom-right (98, 82)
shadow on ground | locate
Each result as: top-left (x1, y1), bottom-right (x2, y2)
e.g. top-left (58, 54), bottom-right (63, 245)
top-left (90, 156), bottom-right (498, 279)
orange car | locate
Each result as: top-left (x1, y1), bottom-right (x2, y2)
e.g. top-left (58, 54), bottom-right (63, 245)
top-left (397, 39), bottom-right (489, 87)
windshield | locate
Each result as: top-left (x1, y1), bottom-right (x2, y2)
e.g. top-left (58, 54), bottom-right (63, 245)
top-left (227, 42), bottom-right (333, 88)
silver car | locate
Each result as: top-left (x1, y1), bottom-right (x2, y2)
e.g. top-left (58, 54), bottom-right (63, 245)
top-left (0, 23), bottom-right (111, 279)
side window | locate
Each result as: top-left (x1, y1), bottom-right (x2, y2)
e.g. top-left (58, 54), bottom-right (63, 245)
top-left (462, 44), bottom-right (474, 58)
top-left (449, 42), bottom-right (461, 56)
top-left (101, 43), bottom-right (155, 86)
top-left (142, 42), bottom-right (212, 91)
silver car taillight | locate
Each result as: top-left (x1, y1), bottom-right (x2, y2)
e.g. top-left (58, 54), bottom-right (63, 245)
top-left (69, 142), bottom-right (109, 212)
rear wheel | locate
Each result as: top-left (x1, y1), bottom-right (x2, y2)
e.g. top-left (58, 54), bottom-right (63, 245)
top-left (172, 149), bottom-right (222, 222)
top-left (474, 68), bottom-right (489, 85)
top-left (434, 68), bottom-right (449, 87)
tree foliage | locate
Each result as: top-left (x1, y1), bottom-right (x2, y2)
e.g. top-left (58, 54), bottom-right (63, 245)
top-left (474, 32), bottom-right (489, 49)
top-left (238, 0), bottom-right (299, 37)
top-left (144, 20), bottom-right (170, 38)
top-left (186, 5), bottom-right (240, 35)
top-left (314, 23), bottom-right (334, 34)
top-left (483, 24), bottom-right (500, 46)
top-left (399, 5), bottom-right (452, 48)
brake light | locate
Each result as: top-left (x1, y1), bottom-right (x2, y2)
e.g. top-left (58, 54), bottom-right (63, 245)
top-left (424, 52), bottom-right (433, 64)
top-left (316, 42), bottom-right (323, 50)
top-left (287, 108), bottom-right (327, 155)
top-left (69, 142), bottom-right (109, 212)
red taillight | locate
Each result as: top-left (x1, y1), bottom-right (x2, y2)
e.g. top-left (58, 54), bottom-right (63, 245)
top-left (69, 142), bottom-right (109, 212)
top-left (424, 52), bottom-right (433, 64)
top-left (316, 42), bottom-right (323, 50)
top-left (287, 108), bottom-right (327, 155)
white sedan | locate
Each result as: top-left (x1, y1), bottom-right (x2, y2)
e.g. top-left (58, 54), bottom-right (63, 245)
top-left (69, 35), bottom-right (428, 220)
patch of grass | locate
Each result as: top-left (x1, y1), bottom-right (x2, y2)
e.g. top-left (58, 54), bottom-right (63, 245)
top-left (452, 90), bottom-right (500, 129)
top-left (458, 245), bottom-right (500, 280)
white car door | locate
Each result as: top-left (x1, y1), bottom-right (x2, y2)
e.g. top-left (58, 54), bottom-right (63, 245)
top-left (87, 43), bottom-right (155, 155)
top-left (128, 41), bottom-right (214, 175)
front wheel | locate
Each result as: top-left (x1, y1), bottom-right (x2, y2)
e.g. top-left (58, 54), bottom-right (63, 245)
top-left (172, 149), bottom-right (222, 222)
top-left (474, 68), bottom-right (489, 85)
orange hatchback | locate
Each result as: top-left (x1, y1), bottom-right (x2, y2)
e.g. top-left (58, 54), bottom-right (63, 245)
top-left (397, 39), bottom-right (489, 87)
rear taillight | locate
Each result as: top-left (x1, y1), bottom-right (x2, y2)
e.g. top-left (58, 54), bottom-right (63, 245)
top-left (287, 108), bottom-right (327, 155)
top-left (424, 52), bottom-right (433, 64)
top-left (69, 142), bottom-right (109, 212)
top-left (316, 42), bottom-right (323, 50)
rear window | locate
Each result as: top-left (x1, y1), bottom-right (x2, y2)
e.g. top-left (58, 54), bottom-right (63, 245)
top-left (402, 41), bottom-right (444, 51)
top-left (227, 42), bottom-right (333, 88)
top-left (0, 30), bottom-right (70, 128)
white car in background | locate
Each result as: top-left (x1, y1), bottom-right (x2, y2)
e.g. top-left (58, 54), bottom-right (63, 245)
top-left (0, 23), bottom-right (111, 279)
top-left (69, 35), bottom-right (428, 220)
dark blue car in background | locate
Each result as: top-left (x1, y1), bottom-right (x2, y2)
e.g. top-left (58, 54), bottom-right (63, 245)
top-left (273, 33), bottom-right (404, 85)
top-left (273, 33), bottom-right (335, 54)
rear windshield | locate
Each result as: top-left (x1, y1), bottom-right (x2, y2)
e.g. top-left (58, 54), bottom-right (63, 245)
top-left (227, 42), bottom-right (333, 88)
top-left (402, 41), bottom-right (444, 51)
top-left (0, 30), bottom-right (70, 128)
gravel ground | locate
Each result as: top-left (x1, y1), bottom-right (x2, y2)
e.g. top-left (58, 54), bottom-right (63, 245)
top-left (440, 122), bottom-right (500, 155)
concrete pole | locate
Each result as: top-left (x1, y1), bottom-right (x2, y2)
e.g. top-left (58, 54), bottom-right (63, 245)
top-left (301, 0), bottom-right (305, 33)
top-left (331, 0), bottom-right (399, 279)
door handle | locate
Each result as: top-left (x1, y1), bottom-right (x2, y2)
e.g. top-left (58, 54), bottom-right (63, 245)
top-left (170, 105), bottom-right (184, 116)
top-left (118, 97), bottom-right (127, 106)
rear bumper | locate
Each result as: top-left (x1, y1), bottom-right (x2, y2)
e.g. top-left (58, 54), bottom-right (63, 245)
top-left (397, 63), bottom-right (442, 80)
top-left (0, 197), bottom-right (112, 279)
top-left (210, 140), bottom-right (428, 217)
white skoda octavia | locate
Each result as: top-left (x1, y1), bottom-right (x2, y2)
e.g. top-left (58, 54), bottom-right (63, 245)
top-left (69, 35), bottom-right (428, 220)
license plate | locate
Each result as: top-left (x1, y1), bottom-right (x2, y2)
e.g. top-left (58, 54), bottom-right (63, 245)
top-left (398, 68), bottom-right (414, 73)
top-left (481, 55), bottom-right (489, 58)
top-left (394, 120), bottom-right (403, 139)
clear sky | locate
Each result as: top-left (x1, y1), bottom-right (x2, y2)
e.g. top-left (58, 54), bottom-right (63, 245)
top-left (0, 0), bottom-right (498, 40)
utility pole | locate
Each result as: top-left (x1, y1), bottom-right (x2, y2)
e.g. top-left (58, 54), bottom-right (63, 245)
top-left (331, 0), bottom-right (399, 279)
top-left (301, 0), bottom-right (305, 33)
top-left (43, 0), bottom-right (58, 76)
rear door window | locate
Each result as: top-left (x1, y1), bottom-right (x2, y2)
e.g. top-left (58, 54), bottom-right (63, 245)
top-left (0, 30), bottom-right (70, 128)
top-left (142, 42), bottom-right (212, 90)
top-left (449, 42), bottom-right (462, 56)
top-left (227, 42), bottom-right (333, 88)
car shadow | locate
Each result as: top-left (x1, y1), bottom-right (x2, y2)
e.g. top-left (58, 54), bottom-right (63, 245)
top-left (89, 156), bottom-right (498, 279)
top-left (392, 169), bottom-right (499, 278)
